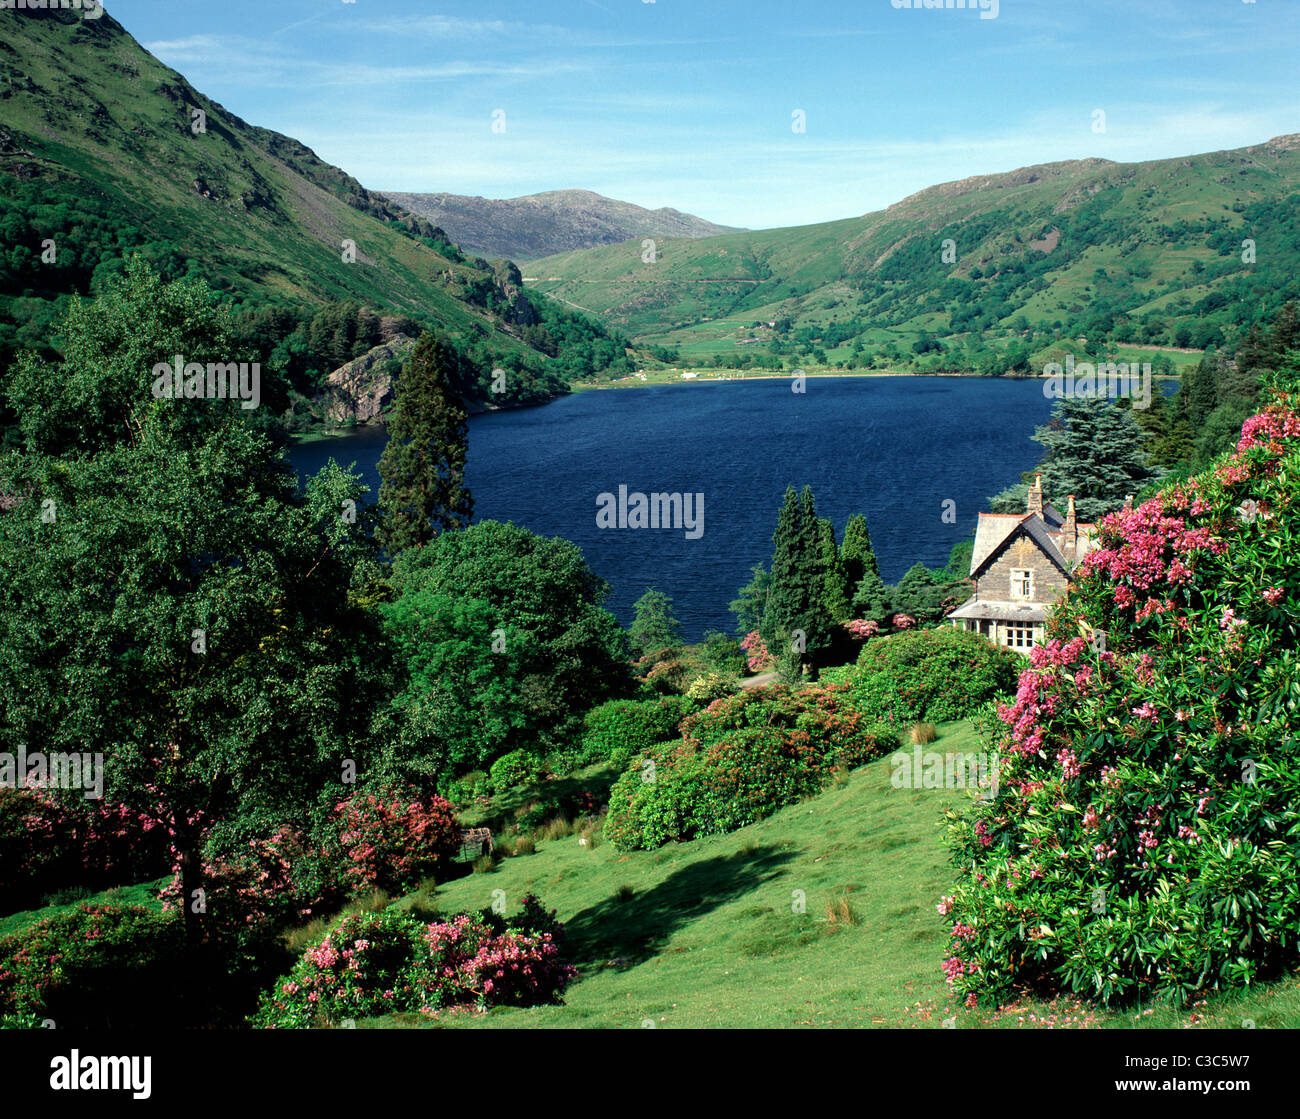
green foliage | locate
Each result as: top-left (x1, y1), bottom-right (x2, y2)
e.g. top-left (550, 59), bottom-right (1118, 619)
top-left (380, 591), bottom-right (531, 779)
top-left (837, 627), bottom-right (1022, 725)
top-left (840, 513), bottom-right (880, 592)
top-left (698, 630), bottom-right (747, 674)
top-left (629, 587), bottom-right (683, 654)
top-left (578, 696), bottom-right (685, 771)
top-left (0, 262), bottom-right (395, 939)
top-left (388, 520), bottom-right (633, 772)
top-left (604, 684), bottom-right (898, 851)
top-left (816, 517), bottom-right (851, 623)
top-left (1033, 397), bottom-right (1163, 523)
top-left (0, 904), bottom-right (188, 1028)
top-left (943, 390), bottom-right (1300, 1008)
top-left (761, 486), bottom-right (837, 664)
top-left (488, 750), bottom-right (543, 796)
top-left (729, 563), bottom-right (770, 636)
top-left (376, 331), bottom-right (473, 554)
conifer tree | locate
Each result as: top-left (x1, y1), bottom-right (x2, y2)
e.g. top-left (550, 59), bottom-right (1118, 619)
top-left (729, 563), bottom-right (770, 636)
top-left (851, 566), bottom-right (892, 622)
top-left (377, 331), bottom-right (473, 554)
top-left (816, 517), bottom-right (850, 623)
top-left (630, 587), bottom-right (683, 654)
top-left (1034, 397), bottom-right (1160, 523)
top-left (762, 485), bottom-right (835, 662)
top-left (840, 513), bottom-right (880, 593)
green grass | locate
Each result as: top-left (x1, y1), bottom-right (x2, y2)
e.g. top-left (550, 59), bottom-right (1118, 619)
top-left (0, 877), bottom-right (170, 940)
top-left (6, 722), bottom-right (1298, 1028)
top-left (365, 720), bottom-right (1300, 1029)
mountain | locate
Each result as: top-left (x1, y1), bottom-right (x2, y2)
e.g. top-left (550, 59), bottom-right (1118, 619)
top-left (379, 188), bottom-right (743, 263)
top-left (0, 7), bottom-right (634, 412)
top-left (523, 137), bottom-right (1300, 370)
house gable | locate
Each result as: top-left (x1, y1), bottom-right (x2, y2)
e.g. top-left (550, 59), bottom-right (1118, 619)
top-left (975, 526), bottom-right (1072, 604)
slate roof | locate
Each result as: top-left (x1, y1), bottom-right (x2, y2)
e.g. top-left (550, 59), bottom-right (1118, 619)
top-left (968, 507), bottom-right (1097, 578)
top-left (948, 597), bottom-right (1050, 623)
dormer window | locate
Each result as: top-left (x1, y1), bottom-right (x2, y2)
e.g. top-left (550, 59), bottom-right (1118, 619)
top-left (1011, 568), bottom-right (1033, 600)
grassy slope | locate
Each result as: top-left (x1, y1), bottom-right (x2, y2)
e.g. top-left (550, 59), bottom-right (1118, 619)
top-left (0, 10), bottom-right (540, 359)
top-left (372, 721), bottom-right (1300, 1029)
top-left (525, 139), bottom-right (1300, 354)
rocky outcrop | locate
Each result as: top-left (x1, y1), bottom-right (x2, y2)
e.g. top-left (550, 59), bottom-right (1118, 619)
top-left (315, 334), bottom-right (413, 424)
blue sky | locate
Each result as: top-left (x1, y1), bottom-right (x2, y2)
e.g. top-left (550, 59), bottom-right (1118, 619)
top-left (110, 0), bottom-right (1298, 230)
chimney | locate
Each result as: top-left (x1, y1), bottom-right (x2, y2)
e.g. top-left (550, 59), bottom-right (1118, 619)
top-left (1027, 474), bottom-right (1044, 517)
top-left (1063, 494), bottom-right (1077, 560)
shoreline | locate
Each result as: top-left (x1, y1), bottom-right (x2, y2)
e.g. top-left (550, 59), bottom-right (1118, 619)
top-left (293, 366), bottom-right (1181, 441)
top-left (572, 367), bottom-right (1182, 392)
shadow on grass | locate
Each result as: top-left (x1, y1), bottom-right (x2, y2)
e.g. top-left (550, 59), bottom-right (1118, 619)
top-left (563, 844), bottom-right (795, 970)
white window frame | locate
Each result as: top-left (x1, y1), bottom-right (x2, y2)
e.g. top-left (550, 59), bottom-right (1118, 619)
top-left (1010, 568), bottom-right (1033, 600)
top-left (1003, 622), bottom-right (1035, 649)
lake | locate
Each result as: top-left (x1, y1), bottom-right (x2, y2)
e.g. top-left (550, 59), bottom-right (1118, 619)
top-left (289, 376), bottom-right (1064, 641)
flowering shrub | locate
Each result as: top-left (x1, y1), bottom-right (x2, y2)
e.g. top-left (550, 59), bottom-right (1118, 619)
top-left (684, 671), bottom-right (739, 705)
top-left (157, 825), bottom-right (331, 955)
top-left (577, 696), bottom-right (685, 771)
top-left (0, 786), bottom-right (172, 914)
top-left (834, 626), bottom-right (1022, 725)
top-left (842, 618), bottom-right (880, 640)
top-left (604, 684), bottom-right (898, 850)
top-left (942, 389), bottom-right (1300, 1009)
top-left (0, 904), bottom-right (186, 1028)
top-left (334, 787), bottom-right (461, 896)
top-left (251, 894), bottom-right (574, 1027)
top-left (740, 630), bottom-right (773, 673)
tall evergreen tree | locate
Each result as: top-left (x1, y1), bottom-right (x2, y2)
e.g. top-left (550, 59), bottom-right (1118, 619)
top-left (816, 516), bottom-right (850, 623)
top-left (630, 587), bottom-right (683, 654)
top-left (840, 513), bottom-right (880, 593)
top-left (851, 566), bottom-right (892, 622)
top-left (729, 563), bottom-right (770, 635)
top-left (1034, 398), bottom-right (1160, 523)
top-left (761, 487), bottom-right (804, 645)
top-left (377, 331), bottom-right (473, 554)
top-left (762, 485), bottom-right (835, 662)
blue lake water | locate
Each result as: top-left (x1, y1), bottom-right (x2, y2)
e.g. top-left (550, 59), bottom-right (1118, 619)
top-left (289, 376), bottom-right (1064, 641)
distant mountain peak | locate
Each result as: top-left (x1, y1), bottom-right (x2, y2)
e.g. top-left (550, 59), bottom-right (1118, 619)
top-left (378, 188), bottom-right (743, 263)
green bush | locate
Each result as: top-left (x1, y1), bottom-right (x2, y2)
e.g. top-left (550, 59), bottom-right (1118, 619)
top-left (0, 903), bottom-right (188, 1028)
top-left (604, 684), bottom-right (897, 851)
top-left (578, 696), bottom-right (686, 771)
top-left (837, 626), bottom-right (1021, 724)
top-left (684, 671), bottom-right (739, 705)
top-left (488, 749), bottom-right (542, 795)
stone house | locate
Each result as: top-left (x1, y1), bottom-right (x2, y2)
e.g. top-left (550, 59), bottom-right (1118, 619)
top-left (947, 476), bottom-right (1107, 652)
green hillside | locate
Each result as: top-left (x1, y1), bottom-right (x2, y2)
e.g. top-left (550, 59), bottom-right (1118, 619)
top-left (367, 722), bottom-right (1300, 1030)
top-left (526, 137), bottom-right (1300, 371)
top-left (0, 8), bottom-right (635, 411)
